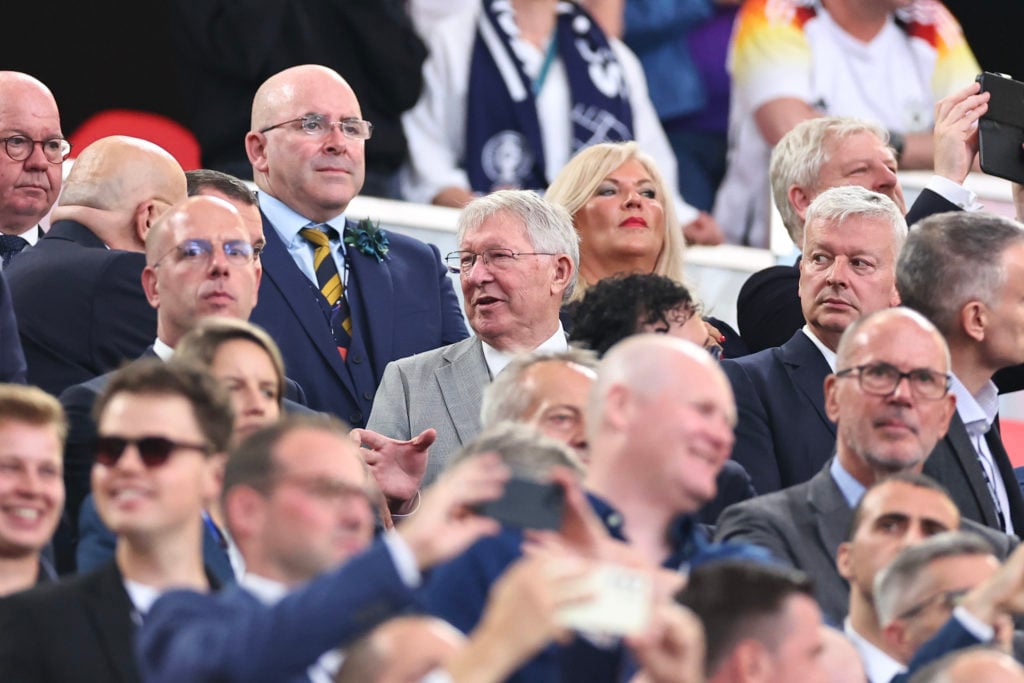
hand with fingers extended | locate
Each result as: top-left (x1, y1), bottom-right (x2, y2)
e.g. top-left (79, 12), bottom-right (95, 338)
top-left (626, 602), bottom-right (706, 683)
top-left (397, 452), bottom-right (510, 570)
top-left (933, 81), bottom-right (990, 184)
top-left (350, 427), bottom-right (435, 513)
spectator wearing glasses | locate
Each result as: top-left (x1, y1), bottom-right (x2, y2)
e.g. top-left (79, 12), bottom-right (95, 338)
top-left (56, 195), bottom-right (270, 575)
top-left (0, 359), bottom-right (233, 683)
top-left (715, 307), bottom-right (1015, 627)
top-left (5, 135), bottom-right (187, 397)
top-left (897, 212), bottom-right (1024, 537)
top-left (875, 531), bottom-right (1011, 677)
top-left (367, 189), bottom-right (577, 485)
top-left (0, 71), bottom-right (68, 270)
top-left (244, 64), bottom-right (467, 435)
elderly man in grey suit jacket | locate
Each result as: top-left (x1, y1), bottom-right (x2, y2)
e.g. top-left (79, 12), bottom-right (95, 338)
top-left (715, 307), bottom-right (1018, 627)
top-left (365, 189), bottom-right (578, 489)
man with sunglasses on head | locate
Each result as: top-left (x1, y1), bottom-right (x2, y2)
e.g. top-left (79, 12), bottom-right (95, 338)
top-left (245, 63), bottom-right (467, 436)
top-left (0, 358), bottom-right (233, 682)
top-left (716, 307), bottom-right (1015, 627)
top-left (5, 134), bottom-right (187, 397)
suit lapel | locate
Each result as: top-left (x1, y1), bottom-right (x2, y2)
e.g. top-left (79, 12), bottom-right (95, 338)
top-left (988, 419), bottom-right (1024, 532)
top-left (344, 220), bottom-right (395, 379)
top-left (779, 333), bottom-right (836, 434)
top-left (945, 412), bottom-right (1001, 528)
top-left (806, 465), bottom-right (851, 565)
top-left (435, 338), bottom-right (489, 445)
top-left (259, 216), bottom-right (357, 398)
top-left (80, 562), bottom-right (140, 683)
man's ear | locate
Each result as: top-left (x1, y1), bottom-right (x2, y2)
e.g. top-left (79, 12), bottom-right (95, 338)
top-left (551, 254), bottom-right (574, 297)
top-left (824, 374), bottom-right (840, 422)
top-left (734, 638), bottom-right (771, 683)
top-left (141, 265), bottom-right (160, 309)
top-left (789, 184), bottom-right (813, 222)
top-left (136, 200), bottom-right (163, 248)
top-left (245, 132), bottom-right (268, 173)
top-left (836, 541), bottom-right (854, 580)
top-left (960, 301), bottom-right (986, 343)
top-left (203, 452), bottom-right (228, 504)
top-left (224, 485), bottom-right (267, 544)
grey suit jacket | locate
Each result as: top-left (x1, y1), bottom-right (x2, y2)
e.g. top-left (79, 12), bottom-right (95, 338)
top-left (366, 336), bottom-right (490, 485)
top-left (714, 462), bottom-right (1018, 627)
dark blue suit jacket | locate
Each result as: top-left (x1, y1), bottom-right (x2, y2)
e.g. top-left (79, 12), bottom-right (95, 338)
top-left (249, 215), bottom-right (467, 427)
top-left (5, 220), bottom-right (155, 396)
top-left (136, 540), bottom-right (415, 683)
top-left (0, 270), bottom-right (27, 384)
top-left (721, 330), bottom-right (836, 494)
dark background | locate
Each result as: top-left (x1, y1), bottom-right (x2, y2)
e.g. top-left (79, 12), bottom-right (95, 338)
top-left (3, 1), bottom-right (1022, 145)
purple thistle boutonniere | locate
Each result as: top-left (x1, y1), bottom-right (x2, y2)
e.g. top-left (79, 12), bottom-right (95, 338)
top-left (345, 218), bottom-right (390, 263)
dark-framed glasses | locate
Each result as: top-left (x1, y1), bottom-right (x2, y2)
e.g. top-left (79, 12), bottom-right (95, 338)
top-left (895, 587), bottom-right (969, 621)
top-left (444, 248), bottom-right (556, 274)
top-left (259, 113), bottom-right (373, 140)
top-left (834, 362), bottom-right (951, 400)
top-left (1, 135), bottom-right (72, 164)
top-left (95, 435), bottom-right (209, 468)
top-left (156, 238), bottom-right (255, 268)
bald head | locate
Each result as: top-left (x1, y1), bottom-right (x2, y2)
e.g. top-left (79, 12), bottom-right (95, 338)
top-left (0, 71), bottom-right (64, 234)
top-left (588, 334), bottom-right (736, 513)
top-left (52, 135), bottom-right (186, 251)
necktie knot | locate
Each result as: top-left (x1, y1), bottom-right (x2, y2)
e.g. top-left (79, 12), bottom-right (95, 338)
top-left (0, 234), bottom-right (29, 267)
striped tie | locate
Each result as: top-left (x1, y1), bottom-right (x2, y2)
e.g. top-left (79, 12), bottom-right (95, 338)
top-left (299, 224), bottom-right (352, 358)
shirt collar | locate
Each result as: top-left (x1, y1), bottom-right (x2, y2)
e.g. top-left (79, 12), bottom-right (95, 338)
top-left (152, 338), bottom-right (175, 361)
top-left (257, 191), bottom-right (348, 248)
top-left (844, 618), bottom-right (906, 683)
top-left (481, 322), bottom-right (567, 378)
top-left (240, 572), bottom-right (289, 605)
top-left (831, 457), bottom-right (866, 508)
top-left (802, 325), bottom-right (837, 372)
top-left (950, 373), bottom-right (998, 437)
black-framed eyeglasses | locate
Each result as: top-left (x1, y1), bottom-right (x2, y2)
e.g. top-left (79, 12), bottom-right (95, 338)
top-left (0, 135), bottom-right (72, 164)
top-left (259, 113), bottom-right (373, 141)
top-left (895, 587), bottom-right (969, 621)
top-left (95, 435), bottom-right (209, 468)
top-left (155, 238), bottom-right (256, 268)
top-left (444, 248), bottom-right (557, 274)
top-left (834, 362), bottom-right (951, 400)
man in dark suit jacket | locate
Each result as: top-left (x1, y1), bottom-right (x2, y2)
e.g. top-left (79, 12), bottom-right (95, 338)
top-left (898, 212), bottom-right (1024, 537)
top-left (716, 308), bottom-right (1017, 626)
top-left (723, 185), bottom-right (905, 494)
top-left (134, 413), bottom-right (511, 683)
top-left (5, 135), bottom-right (188, 397)
top-left (737, 84), bottom-right (990, 353)
top-left (245, 64), bottom-right (467, 429)
top-left (0, 360), bottom-right (233, 682)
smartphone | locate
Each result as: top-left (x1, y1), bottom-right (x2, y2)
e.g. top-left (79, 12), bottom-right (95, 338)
top-left (976, 71), bottom-right (1024, 184)
top-left (474, 477), bottom-right (565, 530)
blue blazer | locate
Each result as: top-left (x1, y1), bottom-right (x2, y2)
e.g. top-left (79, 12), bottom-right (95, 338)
top-left (720, 330), bottom-right (836, 494)
top-left (249, 215), bottom-right (468, 427)
top-left (136, 540), bottom-right (415, 683)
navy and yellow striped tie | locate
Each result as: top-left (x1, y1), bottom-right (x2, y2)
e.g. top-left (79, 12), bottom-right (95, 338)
top-left (300, 224), bottom-right (352, 358)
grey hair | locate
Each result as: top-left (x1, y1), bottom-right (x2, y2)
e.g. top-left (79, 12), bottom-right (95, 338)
top-left (770, 116), bottom-right (889, 245)
top-left (448, 420), bottom-right (585, 480)
top-left (897, 211), bottom-right (1024, 337)
top-left (803, 185), bottom-right (907, 258)
top-left (456, 189), bottom-right (581, 301)
top-left (835, 307), bottom-right (951, 375)
top-left (480, 348), bottom-right (599, 429)
top-left (874, 531), bottom-right (995, 626)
